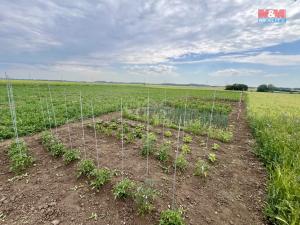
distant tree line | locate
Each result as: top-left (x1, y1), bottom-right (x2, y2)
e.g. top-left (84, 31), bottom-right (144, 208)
top-left (225, 83), bottom-right (248, 91)
top-left (257, 84), bottom-right (276, 92)
top-left (257, 84), bottom-right (300, 93)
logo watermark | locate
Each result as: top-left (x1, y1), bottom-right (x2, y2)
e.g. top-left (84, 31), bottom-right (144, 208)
top-left (258, 9), bottom-right (286, 23)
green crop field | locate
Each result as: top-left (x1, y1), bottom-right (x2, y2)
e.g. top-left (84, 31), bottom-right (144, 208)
top-left (247, 92), bottom-right (300, 225)
top-left (0, 80), bottom-right (240, 140)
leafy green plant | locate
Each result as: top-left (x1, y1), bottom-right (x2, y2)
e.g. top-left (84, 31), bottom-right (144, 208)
top-left (208, 153), bottom-right (217, 163)
top-left (133, 124), bottom-right (145, 138)
top-left (41, 131), bottom-right (65, 157)
top-left (175, 154), bottom-right (188, 171)
top-left (185, 120), bottom-right (206, 135)
top-left (50, 141), bottom-right (65, 157)
top-left (134, 185), bottom-right (157, 215)
top-left (63, 149), bottom-right (80, 164)
top-left (103, 127), bottom-right (113, 136)
top-left (164, 130), bottom-right (172, 137)
top-left (123, 123), bottom-right (130, 133)
top-left (183, 135), bottom-right (192, 143)
top-left (208, 129), bottom-right (233, 143)
top-left (8, 140), bottom-right (34, 174)
top-left (109, 121), bottom-right (118, 130)
top-left (141, 132), bottom-right (157, 156)
top-left (156, 141), bottom-right (171, 163)
top-left (90, 168), bottom-right (111, 190)
top-left (212, 143), bottom-right (220, 151)
top-left (41, 131), bottom-right (53, 148)
top-left (113, 178), bottom-right (136, 199)
top-left (194, 159), bottom-right (209, 177)
top-left (159, 209), bottom-right (185, 225)
top-left (181, 144), bottom-right (191, 154)
top-left (77, 159), bottom-right (96, 178)
top-left (124, 132), bottom-right (135, 144)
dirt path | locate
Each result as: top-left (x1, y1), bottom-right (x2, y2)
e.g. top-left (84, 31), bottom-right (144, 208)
top-left (0, 103), bottom-right (267, 225)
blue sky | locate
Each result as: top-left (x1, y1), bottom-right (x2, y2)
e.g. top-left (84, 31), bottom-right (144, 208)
top-left (0, 0), bottom-right (300, 87)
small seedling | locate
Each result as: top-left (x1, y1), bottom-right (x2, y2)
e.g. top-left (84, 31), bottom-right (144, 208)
top-left (175, 154), bottom-right (188, 171)
top-left (156, 141), bottom-right (171, 163)
top-left (90, 168), bottom-right (111, 190)
top-left (77, 159), bottom-right (96, 178)
top-left (164, 130), bottom-right (172, 137)
top-left (88, 212), bottom-right (98, 221)
top-left (208, 153), bottom-right (217, 163)
top-left (159, 209), bottom-right (185, 225)
top-left (181, 144), bottom-right (191, 154)
top-left (134, 185), bottom-right (157, 215)
top-left (183, 135), bottom-right (192, 143)
top-left (194, 159), bottom-right (209, 177)
top-left (63, 149), bottom-right (80, 165)
top-left (212, 143), bottom-right (220, 151)
top-left (0, 212), bottom-right (6, 222)
top-left (113, 178), bottom-right (136, 199)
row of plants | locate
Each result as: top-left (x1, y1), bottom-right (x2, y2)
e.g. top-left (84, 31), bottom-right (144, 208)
top-left (123, 109), bottom-right (233, 143)
top-left (165, 97), bottom-right (232, 114)
top-left (194, 143), bottom-right (220, 177)
top-left (90, 117), bottom-right (223, 179)
top-left (77, 158), bottom-right (185, 224)
top-left (39, 129), bottom-right (186, 224)
top-left (88, 119), bottom-right (145, 144)
top-left (41, 131), bottom-right (80, 164)
top-left (142, 131), bottom-right (219, 178)
top-left (8, 139), bottom-right (34, 174)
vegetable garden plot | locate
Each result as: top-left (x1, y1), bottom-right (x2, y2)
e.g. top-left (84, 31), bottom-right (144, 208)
top-left (124, 106), bottom-right (229, 129)
top-left (0, 99), bottom-right (266, 225)
top-left (122, 101), bottom-right (234, 143)
top-left (1, 80), bottom-right (263, 225)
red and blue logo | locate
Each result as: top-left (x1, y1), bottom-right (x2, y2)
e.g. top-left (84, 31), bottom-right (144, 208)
top-left (258, 9), bottom-right (286, 23)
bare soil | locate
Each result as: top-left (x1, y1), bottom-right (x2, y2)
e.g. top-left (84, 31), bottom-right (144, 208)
top-left (0, 103), bottom-right (267, 225)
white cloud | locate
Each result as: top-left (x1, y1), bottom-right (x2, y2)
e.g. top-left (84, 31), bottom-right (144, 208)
top-left (124, 64), bottom-right (178, 77)
top-left (210, 69), bottom-right (263, 77)
top-left (210, 68), bottom-right (287, 79)
top-left (1, 0), bottom-right (300, 64)
top-left (217, 52), bottom-right (300, 66)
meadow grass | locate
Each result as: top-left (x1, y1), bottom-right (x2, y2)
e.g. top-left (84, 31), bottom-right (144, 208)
top-left (247, 92), bottom-right (300, 225)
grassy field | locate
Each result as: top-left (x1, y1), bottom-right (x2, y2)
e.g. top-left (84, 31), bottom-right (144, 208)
top-left (247, 92), bottom-right (300, 225)
top-left (0, 80), bottom-right (240, 140)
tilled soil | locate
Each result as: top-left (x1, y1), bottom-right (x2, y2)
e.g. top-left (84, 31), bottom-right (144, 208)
top-left (0, 103), bottom-right (267, 225)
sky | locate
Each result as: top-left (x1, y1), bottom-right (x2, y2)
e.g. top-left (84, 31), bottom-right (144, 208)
top-left (0, 0), bottom-right (300, 87)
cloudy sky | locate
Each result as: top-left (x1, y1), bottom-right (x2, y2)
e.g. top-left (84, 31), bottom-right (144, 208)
top-left (0, 0), bottom-right (300, 87)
